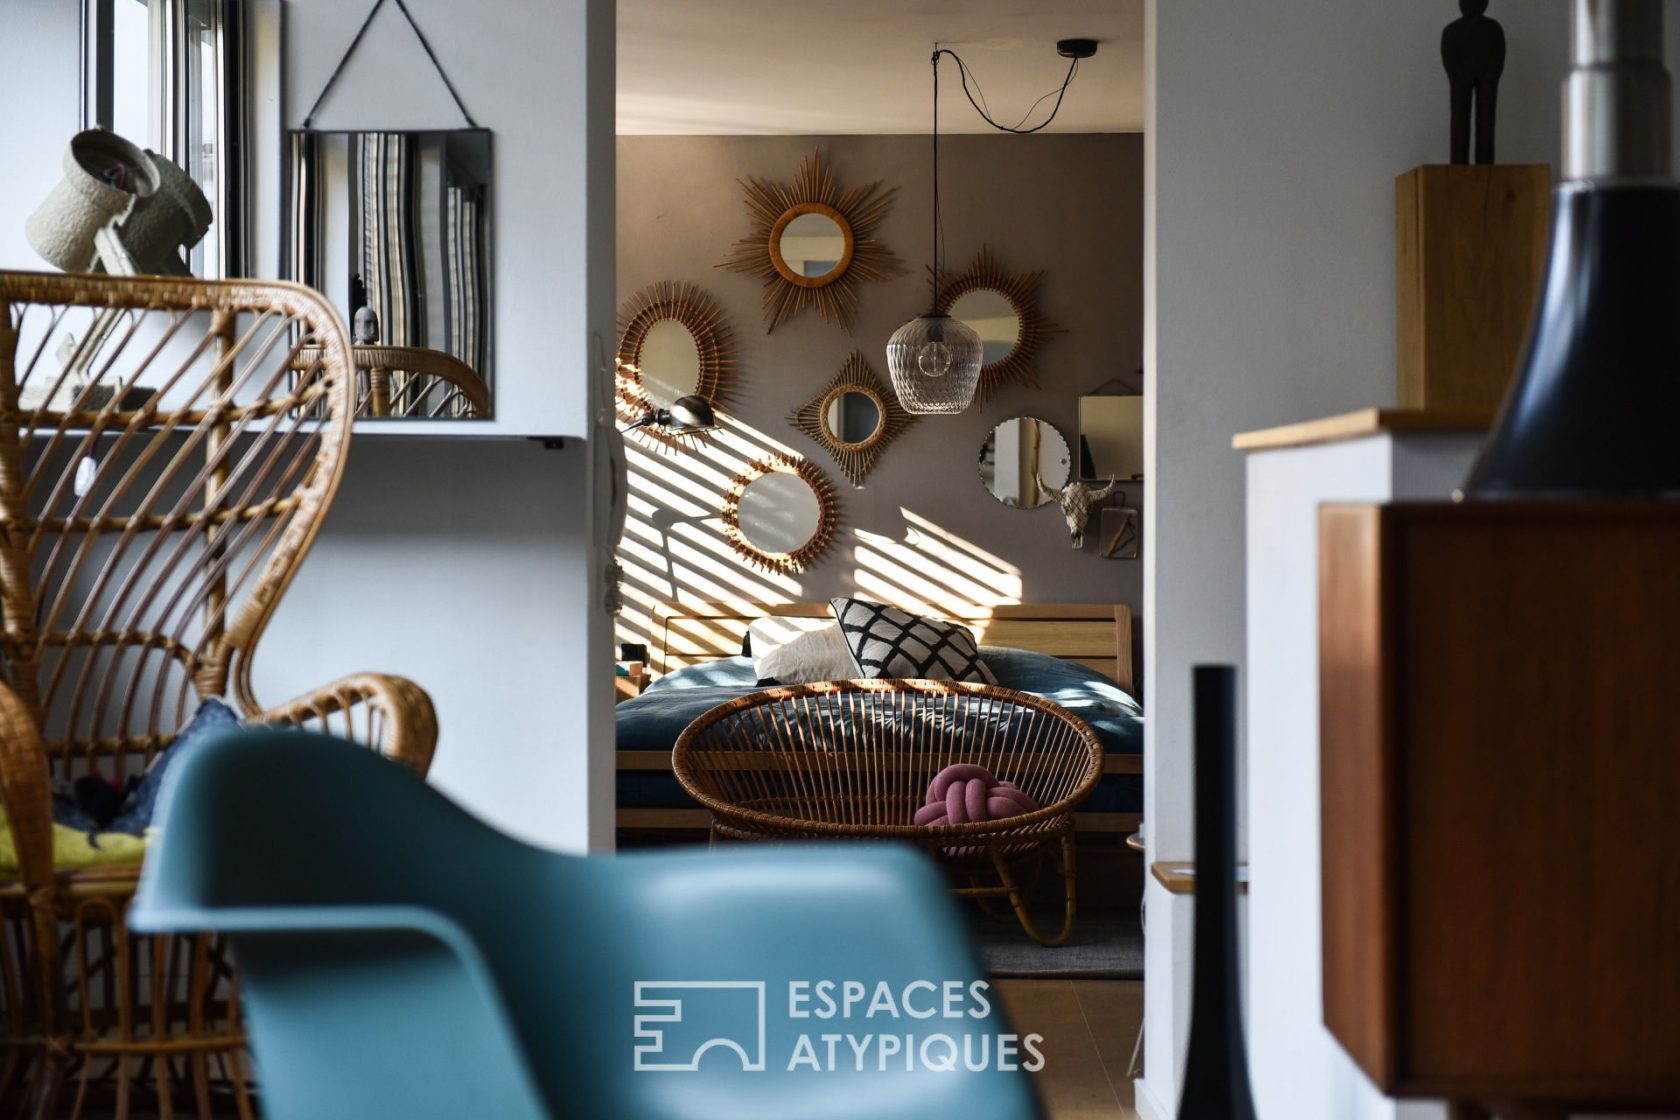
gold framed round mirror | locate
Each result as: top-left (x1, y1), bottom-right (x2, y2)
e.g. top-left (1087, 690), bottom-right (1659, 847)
top-left (769, 204), bottom-right (855, 287)
top-left (616, 281), bottom-right (736, 445)
top-left (721, 456), bottom-right (839, 574)
top-left (821, 385), bottom-right (883, 448)
top-left (789, 351), bottom-right (917, 487)
top-left (949, 287), bottom-right (1023, 367)
top-left (935, 246), bottom-right (1063, 403)
top-left (978, 416), bottom-right (1072, 510)
top-left (720, 149), bottom-right (903, 332)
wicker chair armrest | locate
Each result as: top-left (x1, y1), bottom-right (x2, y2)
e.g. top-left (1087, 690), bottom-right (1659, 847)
top-left (0, 680), bottom-right (54, 892)
top-left (257, 673), bottom-right (438, 776)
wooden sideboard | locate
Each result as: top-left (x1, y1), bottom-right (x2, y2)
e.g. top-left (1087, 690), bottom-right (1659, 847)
top-left (1319, 502), bottom-right (1680, 1114)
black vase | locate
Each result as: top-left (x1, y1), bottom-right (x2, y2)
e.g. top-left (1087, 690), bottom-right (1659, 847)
top-left (1175, 665), bottom-right (1258, 1120)
top-left (1464, 183), bottom-right (1680, 496)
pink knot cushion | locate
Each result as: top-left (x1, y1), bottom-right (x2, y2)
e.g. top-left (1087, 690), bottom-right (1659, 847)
top-left (913, 763), bottom-right (1040, 827)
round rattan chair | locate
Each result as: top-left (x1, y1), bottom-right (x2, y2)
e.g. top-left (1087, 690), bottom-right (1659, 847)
top-left (672, 679), bottom-right (1104, 946)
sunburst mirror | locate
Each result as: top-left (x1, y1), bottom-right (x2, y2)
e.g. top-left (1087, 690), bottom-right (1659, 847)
top-left (789, 351), bottom-right (917, 488)
top-left (721, 456), bottom-right (839, 575)
top-left (616, 281), bottom-right (736, 447)
top-left (935, 245), bottom-right (1063, 402)
top-left (718, 149), bottom-right (903, 333)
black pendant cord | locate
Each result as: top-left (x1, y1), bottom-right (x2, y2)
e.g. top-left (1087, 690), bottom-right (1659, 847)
top-left (931, 47), bottom-right (1082, 136)
top-left (930, 47), bottom-right (943, 314)
top-left (302, 0), bottom-right (478, 130)
top-left (923, 44), bottom-right (1084, 315)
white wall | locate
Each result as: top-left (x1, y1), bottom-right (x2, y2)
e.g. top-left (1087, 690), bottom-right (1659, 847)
top-left (1, 0), bottom-right (619, 853)
top-left (1142, 1), bottom-right (1680, 1115)
top-left (0, 2), bottom-right (81, 272)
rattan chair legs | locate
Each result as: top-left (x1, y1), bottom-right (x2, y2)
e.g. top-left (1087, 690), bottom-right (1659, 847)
top-left (985, 834), bottom-right (1078, 948)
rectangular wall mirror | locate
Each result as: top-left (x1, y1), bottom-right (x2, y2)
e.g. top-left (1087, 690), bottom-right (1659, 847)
top-left (1078, 395), bottom-right (1144, 481)
top-left (286, 129), bottom-right (493, 420)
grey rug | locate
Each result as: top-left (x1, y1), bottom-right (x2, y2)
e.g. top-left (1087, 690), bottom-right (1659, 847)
top-left (975, 913), bottom-right (1144, 979)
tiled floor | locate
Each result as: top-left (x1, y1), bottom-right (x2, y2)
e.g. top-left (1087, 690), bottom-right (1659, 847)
top-left (995, 979), bottom-right (1143, 1120)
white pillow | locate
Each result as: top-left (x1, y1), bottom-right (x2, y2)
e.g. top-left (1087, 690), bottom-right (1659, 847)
top-left (749, 618), bottom-right (856, 684)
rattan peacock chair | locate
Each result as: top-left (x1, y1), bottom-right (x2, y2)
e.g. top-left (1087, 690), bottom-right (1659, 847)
top-left (0, 270), bottom-right (438, 1119)
top-left (672, 679), bottom-right (1103, 946)
top-left (292, 343), bottom-right (489, 419)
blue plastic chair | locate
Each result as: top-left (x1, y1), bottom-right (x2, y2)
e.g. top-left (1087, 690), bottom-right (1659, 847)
top-left (131, 729), bottom-right (1042, 1120)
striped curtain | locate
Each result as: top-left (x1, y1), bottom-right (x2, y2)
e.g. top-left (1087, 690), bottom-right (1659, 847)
top-left (354, 132), bottom-right (422, 346)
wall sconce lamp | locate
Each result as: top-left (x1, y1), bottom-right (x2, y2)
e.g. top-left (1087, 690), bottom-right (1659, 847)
top-left (620, 395), bottom-right (719, 435)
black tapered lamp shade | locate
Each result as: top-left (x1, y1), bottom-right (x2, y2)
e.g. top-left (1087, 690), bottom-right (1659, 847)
top-left (1463, 184), bottom-right (1680, 496)
top-left (1176, 665), bottom-right (1258, 1120)
top-left (1463, 0), bottom-right (1680, 497)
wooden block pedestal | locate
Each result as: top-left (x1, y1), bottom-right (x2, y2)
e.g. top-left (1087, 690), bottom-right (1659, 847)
top-left (1397, 165), bottom-right (1551, 412)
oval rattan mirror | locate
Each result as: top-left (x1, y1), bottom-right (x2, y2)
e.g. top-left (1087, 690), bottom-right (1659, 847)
top-left (979, 416), bottom-right (1071, 510)
top-left (719, 149), bottom-right (903, 332)
top-left (616, 280), bottom-right (736, 446)
top-left (637, 319), bottom-right (702, 408)
top-left (721, 456), bottom-right (839, 574)
top-left (935, 245), bottom-right (1063, 403)
top-left (789, 351), bottom-right (917, 488)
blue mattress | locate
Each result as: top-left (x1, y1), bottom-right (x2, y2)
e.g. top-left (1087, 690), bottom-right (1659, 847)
top-left (616, 647), bottom-right (1143, 816)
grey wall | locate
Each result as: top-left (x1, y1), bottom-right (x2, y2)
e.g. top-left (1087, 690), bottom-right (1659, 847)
top-left (616, 133), bottom-right (1143, 662)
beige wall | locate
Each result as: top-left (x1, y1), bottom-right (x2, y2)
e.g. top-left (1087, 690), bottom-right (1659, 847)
top-left (616, 133), bottom-right (1143, 673)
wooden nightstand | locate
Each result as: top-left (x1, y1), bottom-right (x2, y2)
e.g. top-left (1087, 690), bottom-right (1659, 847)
top-left (614, 667), bottom-right (647, 704)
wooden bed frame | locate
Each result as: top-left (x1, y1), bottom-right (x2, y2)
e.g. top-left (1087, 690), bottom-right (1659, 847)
top-left (617, 602), bottom-right (1141, 837)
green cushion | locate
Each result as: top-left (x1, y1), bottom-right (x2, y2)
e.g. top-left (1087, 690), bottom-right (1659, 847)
top-left (0, 812), bottom-right (148, 873)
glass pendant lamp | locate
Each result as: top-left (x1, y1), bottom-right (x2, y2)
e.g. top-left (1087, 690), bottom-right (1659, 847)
top-left (887, 50), bottom-right (983, 414)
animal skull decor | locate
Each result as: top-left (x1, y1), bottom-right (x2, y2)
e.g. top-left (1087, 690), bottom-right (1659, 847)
top-left (1036, 474), bottom-right (1117, 549)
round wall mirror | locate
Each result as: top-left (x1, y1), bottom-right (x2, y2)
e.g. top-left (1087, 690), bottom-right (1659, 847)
top-left (636, 318), bottom-right (701, 408)
top-left (822, 388), bottom-right (883, 448)
top-left (720, 150), bottom-right (902, 331)
top-left (722, 457), bottom-right (838, 574)
top-left (950, 288), bottom-right (1023, 367)
top-left (769, 204), bottom-right (855, 287)
top-left (790, 352), bottom-right (914, 489)
top-left (978, 416), bottom-right (1072, 510)
top-left (738, 472), bottom-right (822, 554)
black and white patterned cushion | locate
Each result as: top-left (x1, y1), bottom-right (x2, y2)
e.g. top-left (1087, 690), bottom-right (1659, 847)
top-left (829, 598), bottom-right (997, 683)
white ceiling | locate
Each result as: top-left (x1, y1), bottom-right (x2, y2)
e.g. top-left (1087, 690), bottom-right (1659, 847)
top-left (617, 1), bottom-right (1145, 135)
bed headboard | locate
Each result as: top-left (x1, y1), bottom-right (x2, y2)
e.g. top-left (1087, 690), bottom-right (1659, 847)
top-left (649, 603), bottom-right (1135, 696)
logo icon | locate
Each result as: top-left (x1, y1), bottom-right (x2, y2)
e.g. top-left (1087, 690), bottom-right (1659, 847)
top-left (632, 981), bottom-right (767, 1072)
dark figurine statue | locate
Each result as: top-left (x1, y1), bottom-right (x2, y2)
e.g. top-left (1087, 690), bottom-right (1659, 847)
top-left (1442, 0), bottom-right (1506, 164)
